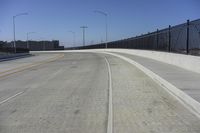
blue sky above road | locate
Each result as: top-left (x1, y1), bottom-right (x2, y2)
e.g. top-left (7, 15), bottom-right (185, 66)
top-left (0, 0), bottom-right (199, 47)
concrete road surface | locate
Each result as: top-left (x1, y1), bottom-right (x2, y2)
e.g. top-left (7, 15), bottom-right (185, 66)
top-left (0, 52), bottom-right (200, 133)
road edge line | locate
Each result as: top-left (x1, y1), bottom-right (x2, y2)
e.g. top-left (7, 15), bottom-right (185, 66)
top-left (0, 91), bottom-right (24, 105)
top-left (105, 57), bottom-right (113, 133)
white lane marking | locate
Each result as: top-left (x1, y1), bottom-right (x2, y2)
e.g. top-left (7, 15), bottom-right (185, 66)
top-left (105, 57), bottom-right (113, 133)
top-left (0, 91), bottom-right (24, 105)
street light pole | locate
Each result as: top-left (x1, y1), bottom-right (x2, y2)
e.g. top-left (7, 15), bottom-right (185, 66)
top-left (68, 31), bottom-right (76, 47)
top-left (26, 32), bottom-right (35, 49)
top-left (94, 10), bottom-right (108, 49)
top-left (13, 12), bottom-right (28, 53)
top-left (80, 26), bottom-right (88, 47)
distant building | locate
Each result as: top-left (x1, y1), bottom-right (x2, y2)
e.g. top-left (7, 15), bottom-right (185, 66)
top-left (16, 40), bottom-right (64, 51)
top-left (0, 40), bottom-right (64, 53)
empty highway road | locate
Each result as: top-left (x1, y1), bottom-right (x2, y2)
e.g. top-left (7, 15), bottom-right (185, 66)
top-left (0, 52), bottom-right (200, 133)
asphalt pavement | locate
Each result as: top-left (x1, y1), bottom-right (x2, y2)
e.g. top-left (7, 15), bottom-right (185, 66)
top-left (0, 52), bottom-right (200, 133)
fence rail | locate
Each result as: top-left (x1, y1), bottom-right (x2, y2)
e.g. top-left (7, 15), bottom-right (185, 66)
top-left (72, 19), bottom-right (200, 56)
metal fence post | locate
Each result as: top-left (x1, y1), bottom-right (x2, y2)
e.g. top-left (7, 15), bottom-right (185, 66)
top-left (156, 29), bottom-right (159, 50)
top-left (186, 19), bottom-right (190, 54)
top-left (168, 25), bottom-right (171, 52)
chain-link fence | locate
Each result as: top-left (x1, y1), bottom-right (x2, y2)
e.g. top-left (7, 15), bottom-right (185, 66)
top-left (75, 19), bottom-right (200, 56)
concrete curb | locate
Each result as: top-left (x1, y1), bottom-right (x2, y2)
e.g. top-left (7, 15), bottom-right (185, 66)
top-left (101, 51), bottom-right (200, 119)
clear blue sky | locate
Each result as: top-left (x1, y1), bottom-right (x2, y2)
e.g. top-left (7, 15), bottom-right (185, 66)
top-left (0, 0), bottom-right (199, 47)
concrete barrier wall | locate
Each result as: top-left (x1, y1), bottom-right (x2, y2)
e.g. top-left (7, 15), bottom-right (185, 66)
top-left (103, 49), bottom-right (200, 74)
top-left (0, 53), bottom-right (31, 62)
top-left (32, 49), bottom-right (200, 73)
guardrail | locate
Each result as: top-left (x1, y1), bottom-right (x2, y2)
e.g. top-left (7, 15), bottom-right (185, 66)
top-left (0, 47), bottom-right (29, 54)
top-left (0, 53), bottom-right (31, 62)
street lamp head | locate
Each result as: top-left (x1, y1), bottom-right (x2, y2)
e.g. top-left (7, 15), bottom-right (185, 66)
top-left (14, 12), bottom-right (28, 17)
top-left (94, 10), bottom-right (107, 16)
top-left (21, 12), bottom-right (28, 15)
top-left (80, 26), bottom-right (88, 29)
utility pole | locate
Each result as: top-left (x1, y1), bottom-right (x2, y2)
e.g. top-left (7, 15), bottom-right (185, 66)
top-left (156, 29), bottom-right (159, 50)
top-left (168, 25), bottom-right (171, 52)
top-left (80, 26), bottom-right (88, 46)
top-left (186, 19), bottom-right (190, 54)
